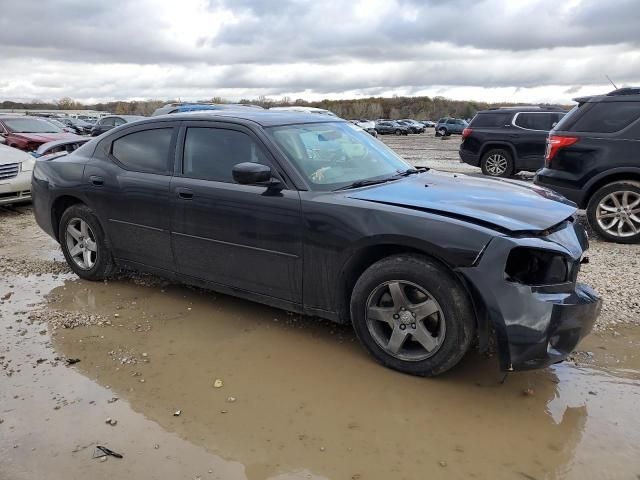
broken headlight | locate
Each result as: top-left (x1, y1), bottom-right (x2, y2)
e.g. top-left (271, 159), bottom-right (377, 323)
top-left (505, 248), bottom-right (568, 286)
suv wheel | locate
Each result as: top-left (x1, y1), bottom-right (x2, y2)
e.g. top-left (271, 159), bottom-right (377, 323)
top-left (436, 127), bottom-right (448, 137)
top-left (350, 255), bottom-right (475, 377)
top-left (59, 204), bottom-right (117, 280)
top-left (481, 149), bottom-right (514, 177)
top-left (587, 182), bottom-right (640, 243)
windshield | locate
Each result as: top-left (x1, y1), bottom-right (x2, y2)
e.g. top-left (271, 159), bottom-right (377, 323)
top-left (267, 122), bottom-right (412, 191)
top-left (4, 118), bottom-right (62, 133)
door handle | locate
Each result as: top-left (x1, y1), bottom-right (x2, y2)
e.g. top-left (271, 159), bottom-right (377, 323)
top-left (89, 175), bottom-right (104, 186)
top-left (176, 188), bottom-right (194, 200)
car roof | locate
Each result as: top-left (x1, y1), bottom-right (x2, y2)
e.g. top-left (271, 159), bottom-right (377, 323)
top-left (104, 114), bottom-right (147, 120)
top-left (150, 110), bottom-right (346, 127)
top-left (575, 87), bottom-right (640, 103)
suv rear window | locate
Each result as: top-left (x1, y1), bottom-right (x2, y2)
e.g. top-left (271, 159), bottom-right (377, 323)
top-left (569, 101), bottom-right (640, 133)
top-left (514, 112), bottom-right (559, 131)
top-left (470, 113), bottom-right (510, 128)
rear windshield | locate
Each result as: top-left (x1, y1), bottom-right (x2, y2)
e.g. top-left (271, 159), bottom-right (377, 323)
top-left (560, 101), bottom-right (640, 133)
top-left (470, 112), bottom-right (510, 128)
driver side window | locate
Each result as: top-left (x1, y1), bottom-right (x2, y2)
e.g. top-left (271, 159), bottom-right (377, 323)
top-left (182, 127), bottom-right (270, 183)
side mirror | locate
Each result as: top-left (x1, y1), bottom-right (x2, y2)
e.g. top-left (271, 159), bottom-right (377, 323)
top-left (232, 162), bottom-right (280, 187)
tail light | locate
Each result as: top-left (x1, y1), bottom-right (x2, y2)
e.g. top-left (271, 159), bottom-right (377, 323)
top-left (545, 135), bottom-right (579, 167)
top-left (462, 127), bottom-right (473, 139)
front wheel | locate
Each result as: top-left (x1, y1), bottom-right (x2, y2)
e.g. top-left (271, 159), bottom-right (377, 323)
top-left (587, 182), bottom-right (640, 243)
top-left (350, 255), bottom-right (476, 376)
top-left (437, 127), bottom-right (448, 137)
top-left (59, 204), bottom-right (116, 280)
top-left (394, 129), bottom-right (402, 135)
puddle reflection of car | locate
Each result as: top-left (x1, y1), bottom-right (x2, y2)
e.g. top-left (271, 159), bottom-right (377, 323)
top-left (32, 111), bottom-right (602, 376)
top-left (0, 143), bottom-right (34, 205)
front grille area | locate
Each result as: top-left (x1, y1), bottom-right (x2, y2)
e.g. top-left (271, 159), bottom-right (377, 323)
top-left (0, 163), bottom-right (20, 180)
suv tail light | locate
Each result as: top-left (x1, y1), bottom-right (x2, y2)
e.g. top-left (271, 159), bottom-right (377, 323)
top-left (462, 127), bottom-right (473, 139)
top-left (545, 135), bottom-right (579, 167)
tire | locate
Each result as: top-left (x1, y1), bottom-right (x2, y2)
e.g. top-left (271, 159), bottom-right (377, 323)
top-left (437, 128), bottom-right (448, 137)
top-left (394, 129), bottom-right (402, 136)
top-left (586, 181), bottom-right (640, 244)
top-left (59, 204), bottom-right (116, 280)
top-left (480, 148), bottom-right (514, 177)
top-left (350, 254), bottom-right (476, 377)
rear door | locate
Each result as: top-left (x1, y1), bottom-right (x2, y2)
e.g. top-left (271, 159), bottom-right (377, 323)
top-left (83, 122), bottom-right (179, 272)
top-left (513, 112), bottom-right (558, 169)
top-left (170, 121), bottom-right (304, 303)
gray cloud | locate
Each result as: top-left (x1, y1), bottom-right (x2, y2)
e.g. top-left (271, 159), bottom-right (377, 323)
top-left (0, 0), bottom-right (638, 103)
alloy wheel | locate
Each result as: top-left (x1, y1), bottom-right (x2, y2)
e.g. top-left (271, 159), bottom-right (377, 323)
top-left (596, 190), bottom-right (640, 238)
top-left (485, 154), bottom-right (508, 176)
top-left (365, 280), bottom-right (446, 362)
top-left (65, 218), bottom-right (98, 270)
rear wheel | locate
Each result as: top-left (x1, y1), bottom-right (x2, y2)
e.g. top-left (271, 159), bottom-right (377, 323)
top-left (587, 182), bottom-right (640, 243)
top-left (59, 204), bottom-right (116, 280)
top-left (480, 148), bottom-right (514, 177)
top-left (437, 127), bottom-right (448, 137)
top-left (350, 255), bottom-right (475, 376)
top-left (394, 129), bottom-right (402, 135)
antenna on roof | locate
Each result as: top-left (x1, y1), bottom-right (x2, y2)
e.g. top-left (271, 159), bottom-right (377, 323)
top-left (605, 75), bottom-right (618, 89)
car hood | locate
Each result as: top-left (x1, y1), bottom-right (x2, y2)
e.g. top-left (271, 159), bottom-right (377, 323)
top-left (0, 143), bottom-right (32, 165)
top-left (346, 170), bottom-right (577, 232)
top-left (11, 132), bottom-right (84, 143)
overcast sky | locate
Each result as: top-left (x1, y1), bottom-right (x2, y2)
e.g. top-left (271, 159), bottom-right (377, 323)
top-left (0, 0), bottom-right (638, 105)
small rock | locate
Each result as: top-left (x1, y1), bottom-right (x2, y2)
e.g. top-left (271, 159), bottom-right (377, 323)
top-left (66, 358), bottom-right (81, 365)
top-left (141, 352), bottom-right (148, 358)
top-left (154, 444), bottom-right (160, 449)
top-left (105, 418), bottom-right (117, 426)
top-left (107, 397), bottom-right (119, 404)
top-left (173, 410), bottom-right (182, 416)
top-left (319, 446), bottom-right (326, 452)
top-left (113, 313), bottom-right (120, 318)
top-left (100, 456), bottom-right (108, 462)
top-left (226, 396), bottom-right (236, 403)
top-left (588, 390), bottom-right (597, 396)
top-left (213, 379), bottom-right (223, 388)
top-left (439, 460), bottom-right (447, 467)
top-left (522, 388), bottom-right (535, 397)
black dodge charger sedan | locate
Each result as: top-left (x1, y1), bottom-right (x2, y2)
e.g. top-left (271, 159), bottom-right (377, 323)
top-left (31, 111), bottom-right (601, 376)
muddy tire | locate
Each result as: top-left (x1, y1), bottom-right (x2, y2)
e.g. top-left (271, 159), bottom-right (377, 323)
top-left (587, 181), bottom-right (640, 244)
top-left (480, 148), bottom-right (514, 177)
top-left (59, 204), bottom-right (116, 280)
top-left (350, 254), bottom-right (476, 377)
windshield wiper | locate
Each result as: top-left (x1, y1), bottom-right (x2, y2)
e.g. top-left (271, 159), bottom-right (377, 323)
top-left (394, 167), bottom-right (428, 177)
top-left (333, 176), bottom-right (398, 191)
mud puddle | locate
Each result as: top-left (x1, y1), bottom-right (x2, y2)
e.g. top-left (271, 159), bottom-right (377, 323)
top-left (2, 271), bottom-right (639, 480)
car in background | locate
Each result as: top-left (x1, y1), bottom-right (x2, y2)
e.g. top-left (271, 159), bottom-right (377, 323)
top-left (42, 117), bottom-right (76, 134)
top-left (350, 119), bottom-right (378, 137)
top-left (90, 115), bottom-right (146, 136)
top-left (152, 103), bottom-right (263, 116)
top-left (459, 106), bottom-right (566, 177)
top-left (535, 88), bottom-right (640, 243)
top-left (0, 143), bottom-right (34, 205)
top-left (269, 106), bottom-right (337, 117)
top-left (375, 120), bottom-right (410, 135)
top-left (0, 116), bottom-right (84, 152)
top-left (31, 110), bottom-right (600, 376)
top-left (435, 118), bottom-right (468, 137)
top-left (32, 138), bottom-right (90, 158)
top-left (56, 117), bottom-right (93, 135)
top-left (397, 120), bottom-right (425, 134)
top-left (420, 120), bottom-right (436, 128)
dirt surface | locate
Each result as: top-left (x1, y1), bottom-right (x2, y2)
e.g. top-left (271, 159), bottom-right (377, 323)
top-left (1, 163), bottom-right (640, 479)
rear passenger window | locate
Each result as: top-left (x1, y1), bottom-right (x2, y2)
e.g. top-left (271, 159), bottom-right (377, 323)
top-left (570, 102), bottom-right (640, 133)
top-left (111, 128), bottom-right (173, 173)
top-left (471, 113), bottom-right (510, 128)
top-left (514, 113), bottom-right (557, 131)
top-left (183, 128), bottom-right (270, 183)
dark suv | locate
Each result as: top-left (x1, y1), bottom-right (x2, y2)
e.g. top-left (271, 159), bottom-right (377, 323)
top-left (459, 107), bottom-right (566, 177)
top-left (535, 88), bottom-right (640, 243)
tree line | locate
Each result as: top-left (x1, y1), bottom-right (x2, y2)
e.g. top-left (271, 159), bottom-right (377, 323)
top-left (1, 95), bottom-right (567, 120)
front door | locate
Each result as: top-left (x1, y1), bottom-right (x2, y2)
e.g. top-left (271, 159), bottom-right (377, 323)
top-left (83, 123), bottom-right (178, 272)
top-left (170, 122), bottom-right (303, 303)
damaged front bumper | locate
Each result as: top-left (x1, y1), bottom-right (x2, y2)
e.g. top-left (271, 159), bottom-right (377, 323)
top-left (459, 221), bottom-right (602, 371)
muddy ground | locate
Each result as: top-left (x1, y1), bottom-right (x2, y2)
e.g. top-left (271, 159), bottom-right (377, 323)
top-left (1, 137), bottom-right (640, 479)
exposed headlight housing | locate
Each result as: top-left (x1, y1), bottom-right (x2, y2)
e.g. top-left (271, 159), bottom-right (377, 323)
top-left (505, 247), bottom-right (569, 285)
top-left (21, 157), bottom-right (35, 172)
